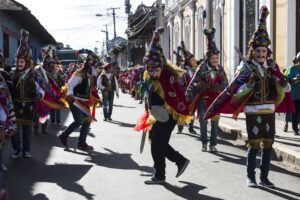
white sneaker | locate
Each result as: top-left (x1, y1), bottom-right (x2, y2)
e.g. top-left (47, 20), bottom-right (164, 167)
top-left (1, 164), bottom-right (7, 172)
top-left (11, 151), bottom-right (21, 159)
top-left (23, 152), bottom-right (32, 158)
top-left (202, 144), bottom-right (207, 152)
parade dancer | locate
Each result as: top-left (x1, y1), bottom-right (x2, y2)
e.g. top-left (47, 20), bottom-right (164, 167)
top-left (204, 6), bottom-right (293, 188)
top-left (176, 42), bottom-right (197, 134)
top-left (186, 28), bottom-right (228, 152)
top-left (97, 63), bottom-right (119, 121)
top-left (11, 30), bottom-right (45, 158)
top-left (142, 28), bottom-right (191, 184)
top-left (50, 48), bottom-right (65, 126)
top-left (59, 49), bottom-right (101, 150)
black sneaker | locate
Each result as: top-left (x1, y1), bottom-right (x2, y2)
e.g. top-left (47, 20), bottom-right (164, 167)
top-left (246, 177), bottom-right (257, 187)
top-left (189, 129), bottom-right (197, 134)
top-left (176, 159), bottom-right (190, 178)
top-left (144, 177), bottom-right (165, 185)
top-left (259, 178), bottom-right (275, 188)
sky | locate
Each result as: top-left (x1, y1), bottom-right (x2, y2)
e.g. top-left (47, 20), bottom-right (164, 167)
top-left (15, 0), bottom-right (158, 51)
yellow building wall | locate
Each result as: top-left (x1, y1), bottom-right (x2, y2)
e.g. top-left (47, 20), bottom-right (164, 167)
top-left (222, 0), bottom-right (228, 73)
top-left (195, 0), bottom-right (207, 60)
top-left (274, 0), bottom-right (286, 70)
top-left (182, 6), bottom-right (193, 51)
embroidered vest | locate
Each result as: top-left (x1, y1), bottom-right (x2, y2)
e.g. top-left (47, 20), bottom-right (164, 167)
top-left (245, 69), bottom-right (276, 105)
top-left (101, 73), bottom-right (116, 92)
top-left (12, 72), bottom-right (36, 101)
top-left (73, 74), bottom-right (91, 99)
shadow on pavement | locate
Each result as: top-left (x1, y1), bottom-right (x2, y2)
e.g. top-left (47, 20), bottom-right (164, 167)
top-left (106, 120), bottom-right (136, 128)
top-left (4, 110), bottom-right (96, 200)
top-left (32, 193), bottom-right (50, 200)
top-left (113, 104), bottom-right (136, 109)
top-left (6, 159), bottom-right (94, 200)
top-left (258, 186), bottom-right (300, 200)
top-left (211, 150), bottom-right (300, 179)
top-left (64, 147), bottom-right (153, 173)
top-left (163, 181), bottom-right (224, 200)
top-left (275, 135), bottom-right (300, 142)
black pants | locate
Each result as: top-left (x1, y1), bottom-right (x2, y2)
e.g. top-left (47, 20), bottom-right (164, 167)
top-left (292, 100), bottom-right (300, 132)
top-left (149, 117), bottom-right (185, 179)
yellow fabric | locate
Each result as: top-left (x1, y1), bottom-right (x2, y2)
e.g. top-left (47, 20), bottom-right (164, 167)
top-left (41, 99), bottom-right (67, 110)
top-left (151, 80), bottom-right (192, 125)
top-left (247, 138), bottom-right (273, 149)
top-left (246, 109), bottom-right (275, 115)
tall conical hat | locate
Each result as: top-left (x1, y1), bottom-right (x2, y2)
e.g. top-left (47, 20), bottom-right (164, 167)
top-left (76, 49), bottom-right (101, 68)
top-left (16, 29), bottom-right (31, 61)
top-left (143, 27), bottom-right (166, 69)
top-left (173, 46), bottom-right (184, 66)
top-left (41, 44), bottom-right (53, 65)
top-left (179, 41), bottom-right (193, 61)
top-left (204, 27), bottom-right (219, 57)
top-left (248, 6), bottom-right (271, 47)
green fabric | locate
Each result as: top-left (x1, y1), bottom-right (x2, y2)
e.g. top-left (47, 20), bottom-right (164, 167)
top-left (284, 66), bottom-right (291, 76)
top-left (275, 83), bottom-right (285, 106)
top-left (287, 66), bottom-right (300, 100)
top-left (235, 85), bottom-right (253, 98)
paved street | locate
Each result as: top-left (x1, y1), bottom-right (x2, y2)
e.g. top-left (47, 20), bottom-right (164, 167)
top-left (3, 93), bottom-right (300, 200)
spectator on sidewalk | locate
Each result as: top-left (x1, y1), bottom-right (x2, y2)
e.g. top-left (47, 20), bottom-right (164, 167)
top-left (97, 63), bottom-right (119, 121)
top-left (283, 68), bottom-right (292, 132)
top-left (287, 52), bottom-right (300, 135)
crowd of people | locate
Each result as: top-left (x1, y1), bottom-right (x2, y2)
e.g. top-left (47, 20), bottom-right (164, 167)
top-left (0, 5), bottom-right (299, 198)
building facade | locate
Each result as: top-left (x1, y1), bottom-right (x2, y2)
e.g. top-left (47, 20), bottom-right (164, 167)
top-left (163, 0), bottom-right (300, 81)
top-left (0, 0), bottom-right (56, 66)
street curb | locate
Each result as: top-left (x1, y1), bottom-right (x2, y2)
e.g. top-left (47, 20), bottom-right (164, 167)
top-left (218, 123), bottom-right (300, 171)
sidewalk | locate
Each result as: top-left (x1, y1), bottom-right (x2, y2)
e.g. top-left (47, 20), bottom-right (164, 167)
top-left (217, 113), bottom-right (300, 171)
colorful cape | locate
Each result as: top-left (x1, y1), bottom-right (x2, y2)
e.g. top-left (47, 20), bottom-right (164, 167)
top-left (152, 70), bottom-right (192, 125)
top-left (204, 63), bottom-right (295, 120)
top-left (0, 75), bottom-right (17, 136)
top-left (30, 69), bottom-right (67, 118)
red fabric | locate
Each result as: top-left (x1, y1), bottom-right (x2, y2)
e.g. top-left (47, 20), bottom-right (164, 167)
top-left (134, 111), bottom-right (151, 131)
top-left (159, 70), bottom-right (190, 115)
top-left (204, 67), bottom-right (294, 120)
top-left (276, 92), bottom-right (295, 113)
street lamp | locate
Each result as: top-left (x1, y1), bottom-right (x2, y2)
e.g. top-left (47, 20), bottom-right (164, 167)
top-left (95, 14), bottom-right (103, 17)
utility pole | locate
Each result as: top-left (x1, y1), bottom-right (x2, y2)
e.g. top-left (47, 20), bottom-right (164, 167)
top-left (107, 7), bottom-right (120, 39)
top-left (125, 0), bottom-right (131, 68)
top-left (156, 0), bottom-right (163, 45)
